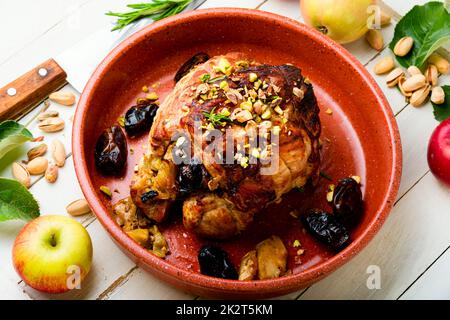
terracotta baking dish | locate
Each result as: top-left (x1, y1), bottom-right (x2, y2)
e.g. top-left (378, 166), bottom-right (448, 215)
top-left (72, 8), bottom-right (402, 299)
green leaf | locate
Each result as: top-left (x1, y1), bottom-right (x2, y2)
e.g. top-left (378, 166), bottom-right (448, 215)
top-left (0, 178), bottom-right (40, 222)
top-left (432, 85), bottom-right (450, 122)
top-left (0, 120), bottom-right (33, 160)
top-left (389, 1), bottom-right (450, 68)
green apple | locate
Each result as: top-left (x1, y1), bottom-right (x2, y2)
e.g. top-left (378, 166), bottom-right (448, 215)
top-left (12, 215), bottom-right (93, 294)
top-left (300, 0), bottom-right (375, 44)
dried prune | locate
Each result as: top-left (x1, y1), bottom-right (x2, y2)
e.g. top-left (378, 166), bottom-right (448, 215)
top-left (124, 102), bottom-right (158, 137)
top-left (177, 158), bottom-right (207, 195)
top-left (174, 52), bottom-right (210, 82)
top-left (301, 209), bottom-right (349, 250)
top-left (332, 177), bottom-right (363, 227)
top-left (95, 125), bottom-right (127, 175)
top-left (198, 245), bottom-right (238, 279)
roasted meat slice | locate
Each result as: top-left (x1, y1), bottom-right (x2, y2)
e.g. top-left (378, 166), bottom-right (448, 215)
top-left (131, 52), bottom-right (321, 239)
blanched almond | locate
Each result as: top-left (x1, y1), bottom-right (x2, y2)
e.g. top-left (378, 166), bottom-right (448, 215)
top-left (37, 110), bottom-right (59, 121)
top-left (12, 162), bottom-right (31, 188)
top-left (402, 74), bottom-right (426, 92)
top-left (38, 117), bottom-right (65, 132)
top-left (410, 85), bottom-right (431, 107)
top-left (428, 53), bottom-right (449, 74)
top-left (365, 30), bottom-right (384, 51)
top-left (27, 143), bottom-right (47, 161)
top-left (66, 199), bottom-right (91, 216)
top-left (431, 86), bottom-right (445, 105)
top-left (27, 157), bottom-right (48, 175)
top-left (425, 64), bottom-right (438, 86)
top-left (49, 91), bottom-right (76, 106)
top-left (407, 66), bottom-right (422, 76)
top-left (51, 139), bottom-right (66, 167)
top-left (393, 36), bottom-right (414, 57)
top-left (374, 56), bottom-right (395, 75)
top-left (386, 68), bottom-right (404, 87)
top-left (45, 164), bottom-right (58, 183)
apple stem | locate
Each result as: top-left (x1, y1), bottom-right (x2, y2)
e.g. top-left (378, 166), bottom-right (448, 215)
top-left (316, 25), bottom-right (328, 35)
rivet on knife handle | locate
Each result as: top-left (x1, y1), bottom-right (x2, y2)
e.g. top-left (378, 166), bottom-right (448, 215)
top-left (0, 59), bottom-right (67, 121)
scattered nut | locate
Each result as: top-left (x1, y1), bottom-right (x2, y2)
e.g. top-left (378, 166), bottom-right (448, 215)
top-left (27, 143), bottom-right (48, 161)
top-left (393, 36), bottom-right (414, 57)
top-left (428, 53), bottom-right (449, 74)
top-left (410, 85), bottom-right (431, 107)
top-left (365, 29), bottom-right (384, 51)
top-left (425, 64), bottom-right (438, 86)
top-left (27, 157), bottom-right (48, 175)
top-left (38, 117), bottom-right (65, 132)
top-left (12, 162), bottom-right (31, 188)
top-left (380, 11), bottom-right (391, 26)
top-left (49, 91), bottom-right (76, 106)
top-left (126, 229), bottom-right (150, 246)
top-left (386, 68), bottom-right (404, 87)
top-left (45, 164), bottom-right (58, 183)
top-left (100, 185), bottom-right (112, 197)
top-left (407, 66), bottom-right (422, 76)
top-left (402, 74), bottom-right (427, 92)
top-left (398, 76), bottom-right (412, 98)
top-left (431, 86), bottom-right (445, 105)
top-left (51, 139), bottom-right (66, 167)
top-left (374, 56), bottom-right (395, 75)
top-left (37, 110), bottom-right (59, 121)
top-left (66, 199), bottom-right (91, 216)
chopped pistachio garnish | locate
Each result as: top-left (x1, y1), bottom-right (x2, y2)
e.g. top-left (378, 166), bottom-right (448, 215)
top-left (293, 87), bottom-right (303, 98)
top-left (214, 58), bottom-right (232, 75)
top-left (293, 240), bottom-right (301, 248)
top-left (240, 100), bottom-right (253, 112)
top-left (304, 77), bottom-right (311, 85)
top-left (254, 79), bottom-right (262, 90)
top-left (248, 73), bottom-right (258, 82)
top-left (219, 80), bottom-right (229, 91)
top-left (142, 85), bottom-right (149, 93)
top-left (220, 107), bottom-right (231, 117)
top-left (203, 107), bottom-right (232, 127)
top-left (200, 74), bottom-right (211, 83)
top-left (274, 105), bottom-right (283, 115)
top-left (261, 109), bottom-right (272, 120)
top-left (147, 92), bottom-right (159, 100)
top-left (100, 185), bottom-right (112, 198)
top-left (282, 118), bottom-right (288, 124)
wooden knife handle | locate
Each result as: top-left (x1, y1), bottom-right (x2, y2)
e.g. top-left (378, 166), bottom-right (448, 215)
top-left (0, 59), bottom-right (67, 121)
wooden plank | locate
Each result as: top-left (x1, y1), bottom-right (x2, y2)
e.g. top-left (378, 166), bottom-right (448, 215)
top-left (400, 246), bottom-right (450, 300)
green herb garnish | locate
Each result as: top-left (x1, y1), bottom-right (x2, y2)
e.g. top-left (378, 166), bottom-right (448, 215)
top-left (106, 0), bottom-right (193, 31)
top-left (200, 74), bottom-right (211, 83)
top-left (203, 107), bottom-right (232, 128)
top-left (207, 75), bottom-right (227, 84)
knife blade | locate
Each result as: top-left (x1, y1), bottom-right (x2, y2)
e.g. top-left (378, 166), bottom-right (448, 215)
top-left (0, 0), bottom-right (206, 120)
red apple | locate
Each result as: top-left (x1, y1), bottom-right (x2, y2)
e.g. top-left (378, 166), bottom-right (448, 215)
top-left (428, 118), bottom-right (450, 187)
top-left (12, 215), bottom-right (93, 294)
top-left (300, 0), bottom-right (375, 44)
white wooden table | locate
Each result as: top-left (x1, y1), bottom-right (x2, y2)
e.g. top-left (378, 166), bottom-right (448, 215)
top-left (0, 0), bottom-right (449, 300)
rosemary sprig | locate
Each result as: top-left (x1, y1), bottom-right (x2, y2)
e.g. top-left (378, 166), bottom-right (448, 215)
top-left (203, 107), bottom-right (232, 128)
top-left (106, 0), bottom-right (193, 31)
